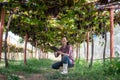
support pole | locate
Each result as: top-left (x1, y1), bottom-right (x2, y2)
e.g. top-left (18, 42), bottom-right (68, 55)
top-left (86, 32), bottom-right (89, 62)
top-left (24, 34), bottom-right (28, 64)
top-left (0, 8), bottom-right (5, 60)
top-left (110, 6), bottom-right (114, 60)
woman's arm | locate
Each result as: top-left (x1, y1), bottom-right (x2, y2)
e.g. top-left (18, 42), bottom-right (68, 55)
top-left (57, 45), bottom-right (73, 56)
top-left (57, 51), bottom-right (69, 56)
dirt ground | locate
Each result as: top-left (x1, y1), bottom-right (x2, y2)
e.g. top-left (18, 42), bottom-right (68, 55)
top-left (19, 74), bottom-right (44, 80)
top-left (0, 74), bottom-right (7, 80)
top-left (0, 74), bottom-right (44, 80)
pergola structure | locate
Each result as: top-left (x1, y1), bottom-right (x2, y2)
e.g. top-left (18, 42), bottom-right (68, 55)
top-left (0, 0), bottom-right (120, 62)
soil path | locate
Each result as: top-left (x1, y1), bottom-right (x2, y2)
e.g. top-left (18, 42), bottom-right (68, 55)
top-left (0, 74), bottom-right (44, 80)
top-left (19, 73), bottom-right (44, 80)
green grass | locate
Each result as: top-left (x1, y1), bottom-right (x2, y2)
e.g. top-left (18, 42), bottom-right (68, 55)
top-left (0, 58), bottom-right (120, 80)
top-left (0, 58), bottom-right (54, 80)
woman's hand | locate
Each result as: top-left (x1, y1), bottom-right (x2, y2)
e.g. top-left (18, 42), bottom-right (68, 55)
top-left (54, 52), bottom-right (58, 57)
top-left (57, 51), bottom-right (62, 54)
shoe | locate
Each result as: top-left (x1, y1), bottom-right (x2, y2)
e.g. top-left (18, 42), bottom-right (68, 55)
top-left (60, 63), bottom-right (68, 74)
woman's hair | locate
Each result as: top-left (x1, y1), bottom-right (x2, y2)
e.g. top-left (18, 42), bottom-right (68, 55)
top-left (62, 36), bottom-right (67, 39)
top-left (67, 42), bottom-right (70, 45)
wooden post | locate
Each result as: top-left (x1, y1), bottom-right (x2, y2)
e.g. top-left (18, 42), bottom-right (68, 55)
top-left (78, 43), bottom-right (80, 58)
top-left (110, 6), bottom-right (114, 60)
top-left (24, 34), bottom-right (28, 64)
top-left (35, 41), bottom-right (37, 59)
top-left (86, 32), bottom-right (89, 62)
top-left (0, 21), bottom-right (2, 60)
top-left (0, 8), bottom-right (5, 60)
top-left (76, 43), bottom-right (78, 59)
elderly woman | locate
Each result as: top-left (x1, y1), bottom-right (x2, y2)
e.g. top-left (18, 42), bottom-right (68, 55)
top-left (52, 36), bottom-right (74, 74)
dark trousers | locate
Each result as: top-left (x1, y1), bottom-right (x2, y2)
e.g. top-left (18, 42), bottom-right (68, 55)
top-left (52, 55), bottom-right (74, 69)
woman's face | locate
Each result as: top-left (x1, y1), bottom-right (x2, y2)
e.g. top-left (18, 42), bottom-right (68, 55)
top-left (61, 37), bottom-right (67, 45)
